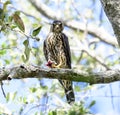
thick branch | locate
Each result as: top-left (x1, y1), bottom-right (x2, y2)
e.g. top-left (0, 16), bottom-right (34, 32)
top-left (28, 0), bottom-right (117, 47)
top-left (100, 0), bottom-right (120, 46)
top-left (0, 64), bottom-right (120, 84)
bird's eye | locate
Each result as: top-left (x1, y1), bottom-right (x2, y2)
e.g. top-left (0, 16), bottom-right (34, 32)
top-left (59, 23), bottom-right (62, 27)
top-left (53, 23), bottom-right (56, 26)
top-left (59, 23), bottom-right (62, 25)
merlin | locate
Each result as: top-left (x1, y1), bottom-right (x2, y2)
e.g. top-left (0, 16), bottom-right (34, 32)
top-left (43, 20), bottom-right (75, 104)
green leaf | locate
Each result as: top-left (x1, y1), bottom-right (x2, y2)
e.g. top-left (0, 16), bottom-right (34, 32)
top-left (10, 24), bottom-right (17, 29)
top-left (68, 111), bottom-right (76, 115)
top-left (0, 50), bottom-right (6, 55)
top-left (23, 39), bottom-right (29, 46)
top-left (35, 37), bottom-right (40, 41)
top-left (12, 91), bottom-right (17, 100)
top-left (13, 13), bottom-right (25, 32)
top-left (23, 97), bottom-right (27, 104)
top-left (0, 8), bottom-right (4, 20)
top-left (18, 97), bottom-right (27, 104)
top-left (32, 26), bottom-right (42, 36)
top-left (42, 85), bottom-right (48, 90)
top-left (74, 85), bottom-right (81, 92)
top-left (88, 100), bottom-right (96, 108)
top-left (5, 59), bottom-right (10, 64)
top-left (3, 0), bottom-right (11, 11)
top-left (48, 111), bottom-right (57, 115)
top-left (14, 11), bottom-right (21, 15)
top-left (6, 93), bottom-right (10, 102)
top-left (22, 54), bottom-right (26, 62)
top-left (29, 87), bottom-right (37, 93)
top-left (6, 92), bottom-right (17, 102)
top-left (24, 46), bottom-right (30, 62)
top-left (22, 40), bottom-right (30, 62)
top-left (8, 16), bottom-right (13, 22)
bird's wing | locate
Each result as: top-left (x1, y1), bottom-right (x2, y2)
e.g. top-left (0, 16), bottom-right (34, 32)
top-left (62, 33), bottom-right (71, 68)
top-left (43, 39), bottom-right (48, 61)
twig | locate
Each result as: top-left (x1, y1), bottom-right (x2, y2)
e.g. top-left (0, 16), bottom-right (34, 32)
top-left (82, 48), bottom-right (110, 70)
top-left (1, 81), bottom-right (6, 98)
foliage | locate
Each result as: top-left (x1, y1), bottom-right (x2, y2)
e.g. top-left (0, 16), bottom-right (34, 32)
top-left (48, 101), bottom-right (95, 115)
top-left (0, 0), bottom-right (42, 64)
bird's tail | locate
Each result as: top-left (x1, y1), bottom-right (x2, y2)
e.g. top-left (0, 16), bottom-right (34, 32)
top-left (59, 80), bottom-right (75, 104)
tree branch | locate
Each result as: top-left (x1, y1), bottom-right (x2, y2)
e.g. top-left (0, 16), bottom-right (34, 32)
top-left (1, 64), bottom-right (120, 84)
top-left (82, 48), bottom-right (110, 70)
top-left (100, 0), bottom-right (120, 46)
top-left (28, 0), bottom-right (117, 47)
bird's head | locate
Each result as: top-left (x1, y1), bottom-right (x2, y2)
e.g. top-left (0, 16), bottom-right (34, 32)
top-left (50, 20), bottom-right (64, 33)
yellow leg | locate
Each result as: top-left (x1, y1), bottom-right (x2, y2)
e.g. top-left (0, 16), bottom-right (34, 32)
top-left (50, 56), bottom-right (64, 68)
top-left (51, 62), bottom-right (62, 68)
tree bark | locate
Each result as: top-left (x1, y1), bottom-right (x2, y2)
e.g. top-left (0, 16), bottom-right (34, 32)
top-left (100, 0), bottom-right (120, 46)
top-left (0, 64), bottom-right (120, 84)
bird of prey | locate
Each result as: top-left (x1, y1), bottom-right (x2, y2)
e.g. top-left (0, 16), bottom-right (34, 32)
top-left (43, 20), bottom-right (75, 104)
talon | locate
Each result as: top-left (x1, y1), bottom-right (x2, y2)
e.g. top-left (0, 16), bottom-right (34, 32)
top-left (53, 65), bottom-right (60, 68)
top-left (52, 63), bottom-right (62, 68)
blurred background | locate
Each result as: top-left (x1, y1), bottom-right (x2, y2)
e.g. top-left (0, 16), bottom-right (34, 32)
top-left (0, 0), bottom-right (120, 115)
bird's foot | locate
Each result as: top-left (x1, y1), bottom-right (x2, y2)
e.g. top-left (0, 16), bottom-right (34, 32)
top-left (52, 64), bottom-right (61, 68)
top-left (46, 60), bottom-right (57, 68)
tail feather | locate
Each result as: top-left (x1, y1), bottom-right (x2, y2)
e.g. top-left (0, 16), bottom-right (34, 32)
top-left (65, 87), bottom-right (75, 104)
top-left (59, 80), bottom-right (75, 104)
